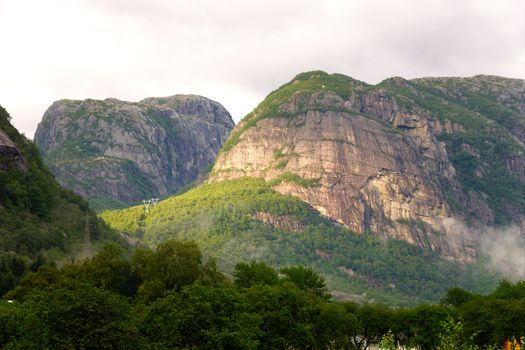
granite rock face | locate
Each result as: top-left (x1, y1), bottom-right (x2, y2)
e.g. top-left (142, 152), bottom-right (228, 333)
top-left (0, 128), bottom-right (26, 171)
top-left (35, 95), bottom-right (234, 209)
top-left (210, 72), bottom-right (525, 262)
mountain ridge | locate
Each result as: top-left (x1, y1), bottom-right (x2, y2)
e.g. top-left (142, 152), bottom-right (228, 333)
top-left (34, 94), bottom-right (234, 211)
top-left (101, 71), bottom-right (525, 304)
top-left (208, 71), bottom-right (525, 263)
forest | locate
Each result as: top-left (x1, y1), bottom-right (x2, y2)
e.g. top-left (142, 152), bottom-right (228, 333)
top-left (101, 177), bottom-right (499, 306)
top-left (1, 239), bottom-right (523, 349)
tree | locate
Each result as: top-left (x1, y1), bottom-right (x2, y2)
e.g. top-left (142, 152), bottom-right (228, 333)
top-left (353, 303), bottom-right (394, 350)
top-left (280, 265), bottom-right (329, 298)
top-left (243, 282), bottom-right (320, 349)
top-left (132, 240), bottom-right (218, 302)
top-left (5, 265), bottom-right (61, 301)
top-left (406, 304), bottom-right (450, 350)
top-left (437, 316), bottom-right (499, 350)
top-left (141, 283), bottom-right (261, 349)
top-left (233, 261), bottom-right (279, 288)
top-left (66, 243), bottom-right (139, 297)
top-left (314, 302), bottom-right (358, 349)
top-left (441, 287), bottom-right (475, 307)
top-left (10, 283), bottom-right (140, 348)
top-left (379, 330), bottom-right (397, 350)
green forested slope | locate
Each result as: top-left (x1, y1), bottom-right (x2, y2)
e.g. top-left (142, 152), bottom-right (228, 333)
top-left (102, 72), bottom-right (525, 304)
top-left (102, 178), bottom-right (497, 305)
top-left (0, 105), bottom-right (122, 295)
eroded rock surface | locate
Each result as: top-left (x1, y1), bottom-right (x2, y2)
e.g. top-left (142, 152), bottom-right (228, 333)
top-left (35, 95), bottom-right (234, 208)
top-left (210, 73), bottom-right (525, 262)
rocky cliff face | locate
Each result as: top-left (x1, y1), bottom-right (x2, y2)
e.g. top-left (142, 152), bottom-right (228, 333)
top-left (34, 95), bottom-right (234, 210)
top-left (0, 128), bottom-right (26, 171)
top-left (210, 72), bottom-right (525, 262)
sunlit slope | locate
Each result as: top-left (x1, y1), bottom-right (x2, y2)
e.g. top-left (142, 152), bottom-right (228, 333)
top-left (101, 178), bottom-right (496, 305)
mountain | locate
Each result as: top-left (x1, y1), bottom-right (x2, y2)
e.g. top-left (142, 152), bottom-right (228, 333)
top-left (0, 105), bottom-right (123, 295)
top-left (34, 95), bottom-right (234, 211)
top-left (101, 71), bottom-right (525, 304)
top-left (101, 177), bottom-right (496, 305)
top-left (209, 72), bottom-right (525, 262)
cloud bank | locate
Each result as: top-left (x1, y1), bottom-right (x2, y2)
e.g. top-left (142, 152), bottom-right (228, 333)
top-left (0, 0), bottom-right (523, 137)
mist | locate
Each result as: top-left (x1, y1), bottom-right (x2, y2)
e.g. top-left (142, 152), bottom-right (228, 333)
top-left (480, 225), bottom-right (525, 281)
top-left (442, 217), bottom-right (525, 280)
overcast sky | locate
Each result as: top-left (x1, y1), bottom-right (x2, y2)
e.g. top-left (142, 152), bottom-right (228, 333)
top-left (1, 0), bottom-right (524, 138)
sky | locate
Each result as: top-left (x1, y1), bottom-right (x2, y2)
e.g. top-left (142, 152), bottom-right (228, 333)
top-left (1, 0), bottom-right (524, 138)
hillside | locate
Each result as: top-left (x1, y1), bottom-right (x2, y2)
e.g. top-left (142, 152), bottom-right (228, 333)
top-left (101, 178), bottom-right (497, 305)
top-left (210, 71), bottom-right (525, 262)
top-left (101, 71), bottom-right (525, 304)
top-left (34, 95), bottom-right (234, 211)
top-left (0, 105), bottom-right (123, 295)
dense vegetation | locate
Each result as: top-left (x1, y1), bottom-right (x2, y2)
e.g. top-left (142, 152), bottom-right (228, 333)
top-left (102, 178), bottom-right (498, 305)
top-left (1, 240), bottom-right (522, 349)
top-left (0, 105), bottom-right (122, 296)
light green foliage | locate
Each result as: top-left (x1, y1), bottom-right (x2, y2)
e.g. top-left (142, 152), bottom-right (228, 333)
top-left (437, 316), bottom-right (499, 350)
top-left (379, 330), bottom-right (397, 350)
top-left (268, 171), bottom-right (320, 188)
top-left (102, 178), bottom-right (498, 305)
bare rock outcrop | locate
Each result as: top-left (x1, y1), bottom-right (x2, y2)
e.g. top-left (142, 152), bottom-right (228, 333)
top-left (0, 128), bottom-right (26, 171)
top-left (34, 95), bottom-right (234, 209)
top-left (210, 72), bottom-right (525, 263)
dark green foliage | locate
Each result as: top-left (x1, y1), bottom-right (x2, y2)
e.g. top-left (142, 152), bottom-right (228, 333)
top-left (141, 283), bottom-right (262, 349)
top-left (0, 105), bottom-right (122, 296)
top-left (0, 240), bottom-right (522, 349)
top-left (64, 243), bottom-right (139, 297)
top-left (351, 302), bottom-right (395, 349)
top-left (133, 240), bottom-right (222, 302)
top-left (234, 261), bottom-right (279, 288)
top-left (0, 252), bottom-right (30, 298)
top-left (404, 304), bottom-right (452, 350)
top-left (440, 132), bottom-right (525, 224)
top-left (242, 282), bottom-right (321, 349)
top-left (441, 287), bottom-right (475, 307)
top-left (12, 284), bottom-right (139, 349)
top-left (280, 265), bottom-right (329, 298)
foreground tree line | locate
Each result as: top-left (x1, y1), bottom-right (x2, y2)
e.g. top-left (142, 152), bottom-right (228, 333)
top-left (0, 240), bottom-right (523, 349)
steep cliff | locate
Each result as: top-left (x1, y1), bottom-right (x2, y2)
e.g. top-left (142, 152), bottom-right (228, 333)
top-left (210, 71), bottom-right (525, 262)
top-left (34, 95), bottom-right (234, 210)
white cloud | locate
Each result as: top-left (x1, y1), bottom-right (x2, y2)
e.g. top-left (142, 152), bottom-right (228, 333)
top-left (0, 0), bottom-right (523, 137)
